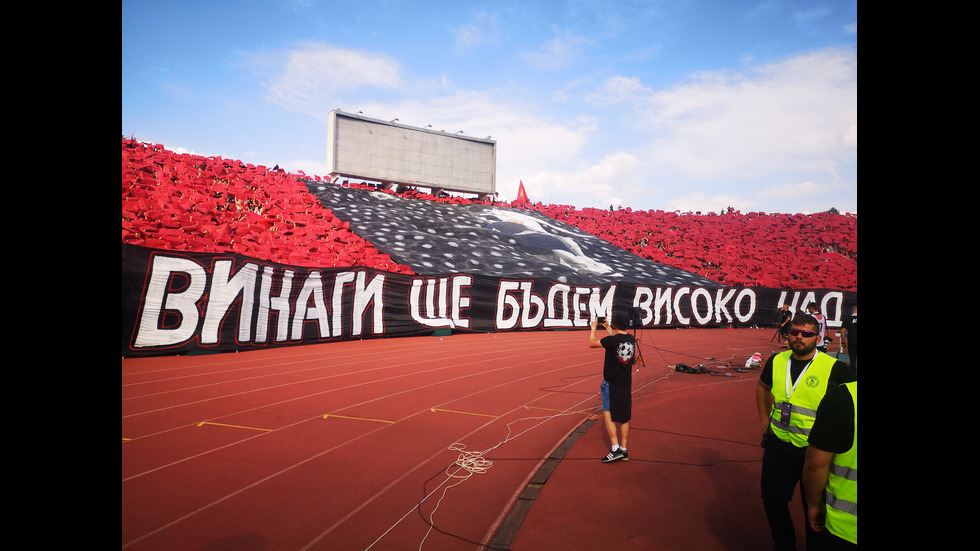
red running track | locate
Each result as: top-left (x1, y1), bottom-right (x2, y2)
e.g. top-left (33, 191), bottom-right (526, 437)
top-left (122, 328), bottom-right (811, 550)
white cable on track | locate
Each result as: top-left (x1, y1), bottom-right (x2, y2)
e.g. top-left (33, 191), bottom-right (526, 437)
top-left (366, 392), bottom-right (598, 551)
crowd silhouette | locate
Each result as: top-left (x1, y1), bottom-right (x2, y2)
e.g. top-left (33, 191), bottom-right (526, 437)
top-left (122, 138), bottom-right (856, 291)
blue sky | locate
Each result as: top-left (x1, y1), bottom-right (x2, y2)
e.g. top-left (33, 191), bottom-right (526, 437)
top-left (122, 0), bottom-right (857, 215)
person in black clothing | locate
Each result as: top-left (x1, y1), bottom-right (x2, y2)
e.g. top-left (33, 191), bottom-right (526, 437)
top-left (590, 310), bottom-right (637, 463)
top-left (803, 382), bottom-right (858, 549)
top-left (777, 305), bottom-right (792, 348)
top-left (841, 305), bottom-right (857, 370)
top-left (756, 314), bottom-right (857, 551)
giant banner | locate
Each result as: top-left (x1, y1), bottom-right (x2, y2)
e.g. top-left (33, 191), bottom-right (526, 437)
top-left (122, 243), bottom-right (856, 357)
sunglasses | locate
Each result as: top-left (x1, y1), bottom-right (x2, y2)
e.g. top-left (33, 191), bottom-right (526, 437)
top-left (788, 328), bottom-right (818, 338)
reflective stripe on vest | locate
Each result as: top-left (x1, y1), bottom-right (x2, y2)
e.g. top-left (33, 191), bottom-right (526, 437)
top-left (823, 381), bottom-right (857, 544)
top-left (769, 350), bottom-right (836, 447)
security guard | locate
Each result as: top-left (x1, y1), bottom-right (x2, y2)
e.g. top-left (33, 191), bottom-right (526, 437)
top-left (804, 381), bottom-right (857, 549)
top-left (756, 313), bottom-right (856, 551)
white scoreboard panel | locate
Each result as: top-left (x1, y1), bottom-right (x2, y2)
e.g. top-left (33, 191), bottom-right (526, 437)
top-left (326, 109), bottom-right (496, 196)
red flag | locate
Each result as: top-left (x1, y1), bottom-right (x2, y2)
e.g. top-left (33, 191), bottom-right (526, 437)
top-left (516, 180), bottom-right (530, 204)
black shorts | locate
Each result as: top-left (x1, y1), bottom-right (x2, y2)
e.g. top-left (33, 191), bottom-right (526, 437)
top-left (608, 382), bottom-right (631, 424)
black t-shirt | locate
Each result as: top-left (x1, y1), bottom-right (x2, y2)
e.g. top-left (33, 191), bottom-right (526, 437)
top-left (807, 383), bottom-right (855, 453)
top-left (779, 309), bottom-right (792, 326)
top-left (843, 313), bottom-right (857, 346)
top-left (601, 333), bottom-right (636, 386)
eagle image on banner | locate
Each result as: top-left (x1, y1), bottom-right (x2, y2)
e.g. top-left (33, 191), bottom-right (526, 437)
top-left (305, 182), bottom-right (718, 287)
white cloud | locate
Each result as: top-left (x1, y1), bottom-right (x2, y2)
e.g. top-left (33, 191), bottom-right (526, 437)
top-left (632, 48), bottom-right (857, 180)
top-left (663, 192), bottom-right (757, 214)
top-left (255, 42), bottom-right (404, 119)
top-left (246, 40), bottom-right (855, 214)
top-left (528, 151), bottom-right (640, 208)
top-left (758, 180), bottom-right (829, 199)
top-left (449, 12), bottom-right (501, 49)
top-left (569, 48), bottom-right (856, 212)
top-left (363, 91), bottom-right (596, 201)
top-left (587, 75), bottom-right (650, 105)
top-left (843, 120), bottom-right (857, 148)
top-left (521, 30), bottom-right (591, 71)
top-left (247, 41), bottom-right (600, 201)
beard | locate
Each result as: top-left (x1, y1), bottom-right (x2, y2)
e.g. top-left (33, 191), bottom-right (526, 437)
top-left (790, 337), bottom-right (817, 358)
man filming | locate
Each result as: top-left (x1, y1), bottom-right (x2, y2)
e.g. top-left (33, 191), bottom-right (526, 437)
top-left (590, 310), bottom-right (637, 463)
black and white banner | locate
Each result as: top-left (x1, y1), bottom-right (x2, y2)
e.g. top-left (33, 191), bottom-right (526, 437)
top-left (304, 183), bottom-right (720, 287)
top-left (122, 243), bottom-right (856, 357)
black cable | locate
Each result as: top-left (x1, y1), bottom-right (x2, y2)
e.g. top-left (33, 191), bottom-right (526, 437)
top-left (628, 426), bottom-right (759, 448)
top-left (414, 463), bottom-right (515, 551)
top-left (537, 372), bottom-right (601, 394)
top-left (633, 327), bottom-right (758, 368)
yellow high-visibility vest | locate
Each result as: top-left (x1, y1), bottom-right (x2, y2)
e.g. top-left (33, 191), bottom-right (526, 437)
top-left (769, 350), bottom-right (837, 447)
top-left (823, 381), bottom-right (857, 544)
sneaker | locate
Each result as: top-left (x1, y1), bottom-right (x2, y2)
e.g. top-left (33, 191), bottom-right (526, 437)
top-left (620, 449), bottom-right (629, 461)
top-left (602, 448), bottom-right (626, 463)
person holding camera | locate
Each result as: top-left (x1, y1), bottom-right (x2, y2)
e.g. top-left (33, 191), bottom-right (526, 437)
top-left (590, 310), bottom-right (637, 463)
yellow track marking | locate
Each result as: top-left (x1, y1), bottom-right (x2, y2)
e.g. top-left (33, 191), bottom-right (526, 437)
top-left (523, 405), bottom-right (592, 414)
top-left (429, 408), bottom-right (498, 418)
top-left (323, 414), bottom-right (394, 424)
top-left (196, 421), bottom-right (273, 432)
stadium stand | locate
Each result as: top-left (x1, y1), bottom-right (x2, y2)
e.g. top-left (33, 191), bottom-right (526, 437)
top-left (122, 137), bottom-right (856, 291)
top-left (121, 138), bottom-right (413, 274)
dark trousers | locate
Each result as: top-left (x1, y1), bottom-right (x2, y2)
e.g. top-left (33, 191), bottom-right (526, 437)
top-left (761, 437), bottom-right (822, 551)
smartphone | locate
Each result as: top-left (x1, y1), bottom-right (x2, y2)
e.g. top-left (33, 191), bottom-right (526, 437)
top-left (596, 316), bottom-right (606, 324)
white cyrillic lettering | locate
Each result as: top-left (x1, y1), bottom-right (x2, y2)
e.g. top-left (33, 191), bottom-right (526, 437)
top-left (353, 271), bottom-right (386, 336)
top-left (673, 287), bottom-right (691, 325)
top-left (134, 256), bottom-right (206, 348)
top-left (520, 281), bottom-right (545, 328)
top-left (633, 286), bottom-right (654, 327)
top-left (257, 267), bottom-right (293, 343)
top-left (734, 288), bottom-right (756, 323)
top-left (450, 275), bottom-right (472, 329)
top-left (544, 283), bottom-right (573, 328)
top-left (713, 287), bottom-right (736, 325)
top-left (201, 260), bottom-right (258, 345)
top-left (291, 271), bottom-right (330, 340)
top-left (331, 271), bottom-right (356, 337)
top-left (691, 288), bottom-right (713, 325)
top-left (496, 280), bottom-right (521, 330)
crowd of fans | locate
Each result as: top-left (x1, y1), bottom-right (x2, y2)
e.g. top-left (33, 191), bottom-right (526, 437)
top-left (536, 204), bottom-right (856, 290)
top-left (121, 138), bottom-right (412, 273)
top-left (122, 138), bottom-right (857, 291)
